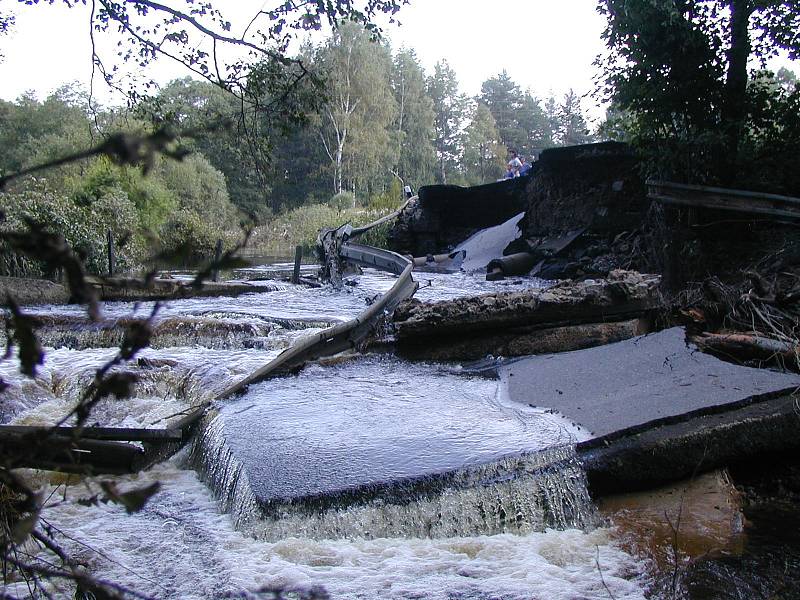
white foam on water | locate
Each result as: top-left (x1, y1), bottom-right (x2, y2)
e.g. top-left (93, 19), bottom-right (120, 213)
top-left (2, 334), bottom-right (320, 427)
top-left (19, 459), bottom-right (648, 600)
top-left (1, 260), bottom-right (647, 598)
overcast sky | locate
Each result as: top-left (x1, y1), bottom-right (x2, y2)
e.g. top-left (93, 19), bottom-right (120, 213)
top-left (0, 1), bottom-right (608, 117)
top-left (388, 1), bottom-right (607, 103)
top-left (1, 1), bottom-right (793, 125)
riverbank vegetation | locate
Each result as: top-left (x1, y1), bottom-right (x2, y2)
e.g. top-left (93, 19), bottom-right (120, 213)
top-left (597, 0), bottom-right (800, 195)
top-left (1, 17), bottom-right (595, 275)
top-left (2, 1), bottom-right (800, 596)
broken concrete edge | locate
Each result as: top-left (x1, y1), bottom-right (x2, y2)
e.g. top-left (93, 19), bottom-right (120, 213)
top-left (393, 270), bottom-right (662, 339)
top-left (241, 443), bottom-right (579, 519)
top-left (577, 386), bottom-right (798, 452)
top-left (578, 392), bottom-right (800, 497)
top-left (396, 316), bottom-right (651, 362)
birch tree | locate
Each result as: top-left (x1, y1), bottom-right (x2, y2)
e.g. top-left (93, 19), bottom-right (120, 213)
top-left (390, 48), bottom-right (436, 189)
top-left (316, 22), bottom-right (396, 200)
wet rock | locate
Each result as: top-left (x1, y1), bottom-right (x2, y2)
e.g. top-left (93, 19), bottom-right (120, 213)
top-left (648, 457), bottom-right (800, 600)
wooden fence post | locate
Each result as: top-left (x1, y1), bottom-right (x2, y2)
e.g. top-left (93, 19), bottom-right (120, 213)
top-left (292, 245), bottom-right (302, 284)
top-left (107, 229), bottom-right (115, 277)
top-left (212, 238), bottom-right (223, 282)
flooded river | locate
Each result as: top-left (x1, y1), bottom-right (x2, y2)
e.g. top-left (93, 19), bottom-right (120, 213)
top-left (4, 265), bottom-right (653, 599)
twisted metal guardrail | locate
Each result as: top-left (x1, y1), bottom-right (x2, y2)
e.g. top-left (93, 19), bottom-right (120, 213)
top-left (1, 200), bottom-right (419, 472)
top-left (647, 180), bottom-right (800, 220)
top-left (217, 201), bottom-right (419, 398)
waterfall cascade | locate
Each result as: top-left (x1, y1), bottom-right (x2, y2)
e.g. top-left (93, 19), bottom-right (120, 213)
top-left (191, 410), bottom-right (597, 542)
top-left (2, 314), bottom-right (334, 352)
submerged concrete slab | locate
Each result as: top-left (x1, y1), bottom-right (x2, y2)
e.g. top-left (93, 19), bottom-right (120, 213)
top-left (192, 330), bottom-right (800, 539)
top-left (192, 356), bottom-right (596, 539)
top-left (211, 357), bottom-right (580, 506)
top-left (501, 327), bottom-right (800, 439)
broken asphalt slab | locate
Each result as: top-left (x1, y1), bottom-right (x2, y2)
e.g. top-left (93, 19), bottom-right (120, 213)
top-left (500, 327), bottom-right (800, 440)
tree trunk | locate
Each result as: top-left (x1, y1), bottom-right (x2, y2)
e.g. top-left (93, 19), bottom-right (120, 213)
top-left (723, 0), bottom-right (753, 182)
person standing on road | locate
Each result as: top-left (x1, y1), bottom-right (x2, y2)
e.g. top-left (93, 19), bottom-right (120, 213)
top-left (507, 150), bottom-right (522, 178)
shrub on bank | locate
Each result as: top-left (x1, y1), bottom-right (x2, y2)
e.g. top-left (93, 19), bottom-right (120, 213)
top-left (330, 191), bottom-right (355, 213)
top-left (250, 203), bottom-right (396, 256)
top-left (158, 208), bottom-right (239, 261)
top-left (0, 188), bottom-right (142, 277)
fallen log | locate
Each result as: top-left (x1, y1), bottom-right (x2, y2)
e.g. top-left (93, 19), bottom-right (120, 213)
top-left (690, 331), bottom-right (800, 369)
top-left (0, 276), bottom-right (69, 305)
top-left (85, 275), bottom-right (276, 301)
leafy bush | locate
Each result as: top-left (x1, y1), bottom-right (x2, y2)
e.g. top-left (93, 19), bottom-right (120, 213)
top-left (0, 188), bottom-right (142, 277)
top-left (70, 157), bottom-right (177, 233)
top-left (330, 191), bottom-right (355, 213)
top-left (158, 208), bottom-right (233, 261)
top-left (157, 154), bottom-right (238, 225)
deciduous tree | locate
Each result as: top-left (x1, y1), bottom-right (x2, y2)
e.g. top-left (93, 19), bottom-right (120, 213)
top-left (315, 21), bottom-right (397, 200)
top-left (427, 60), bottom-right (468, 184)
top-left (390, 48), bottom-right (436, 191)
top-left (598, 0), bottom-right (800, 184)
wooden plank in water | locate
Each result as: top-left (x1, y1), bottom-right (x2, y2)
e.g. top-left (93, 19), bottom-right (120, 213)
top-left (0, 434), bottom-right (145, 475)
top-left (0, 424), bottom-right (185, 441)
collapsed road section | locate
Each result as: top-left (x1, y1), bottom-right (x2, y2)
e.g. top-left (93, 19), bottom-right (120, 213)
top-left (393, 270), bottom-right (660, 361)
